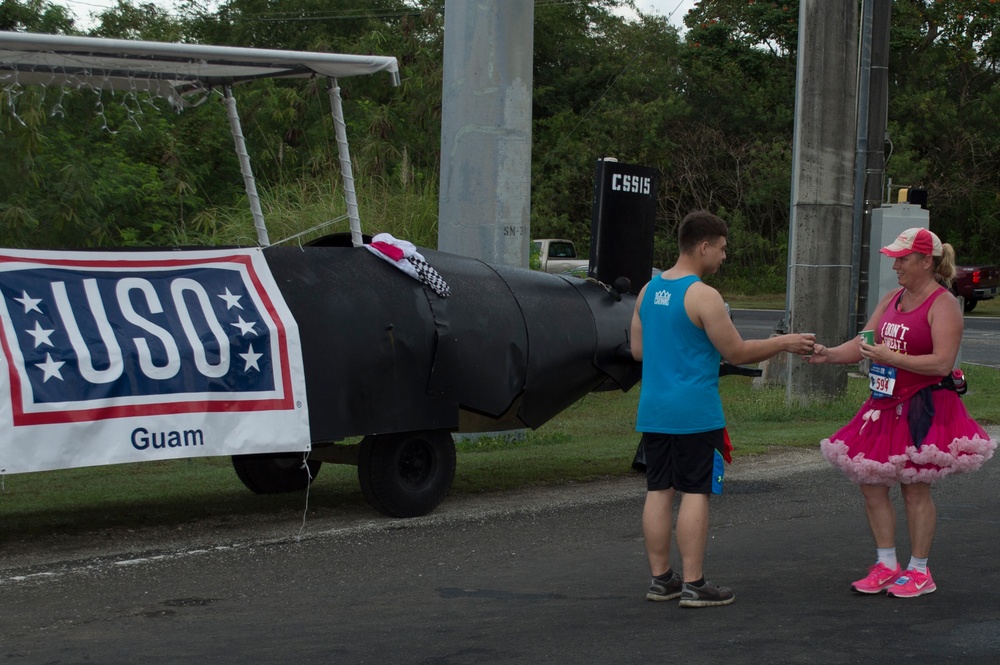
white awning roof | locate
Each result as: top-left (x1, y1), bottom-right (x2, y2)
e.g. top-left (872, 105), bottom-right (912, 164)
top-left (0, 31), bottom-right (400, 106)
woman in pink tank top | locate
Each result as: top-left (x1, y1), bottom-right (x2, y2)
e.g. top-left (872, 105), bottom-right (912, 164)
top-left (808, 227), bottom-right (995, 598)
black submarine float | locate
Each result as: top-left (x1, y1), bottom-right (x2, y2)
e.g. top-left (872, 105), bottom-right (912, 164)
top-left (0, 34), bottom-right (660, 517)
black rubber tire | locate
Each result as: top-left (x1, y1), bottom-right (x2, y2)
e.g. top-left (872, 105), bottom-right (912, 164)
top-left (231, 453), bottom-right (321, 494)
top-left (964, 298), bottom-right (978, 313)
top-left (357, 431), bottom-right (456, 518)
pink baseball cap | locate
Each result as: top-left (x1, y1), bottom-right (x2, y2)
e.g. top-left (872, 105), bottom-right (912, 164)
top-left (880, 227), bottom-right (942, 258)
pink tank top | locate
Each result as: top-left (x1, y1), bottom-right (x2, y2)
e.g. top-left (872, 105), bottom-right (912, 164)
top-left (875, 286), bottom-right (947, 401)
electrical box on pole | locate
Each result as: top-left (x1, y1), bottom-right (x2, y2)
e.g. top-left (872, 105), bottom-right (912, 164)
top-left (866, 202), bottom-right (929, 321)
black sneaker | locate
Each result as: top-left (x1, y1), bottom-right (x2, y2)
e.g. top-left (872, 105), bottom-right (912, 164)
top-left (679, 580), bottom-right (735, 608)
top-left (646, 571), bottom-right (683, 601)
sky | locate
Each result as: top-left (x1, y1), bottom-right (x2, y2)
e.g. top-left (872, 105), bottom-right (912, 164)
top-left (628, 0), bottom-right (698, 28)
top-left (58, 0), bottom-right (698, 33)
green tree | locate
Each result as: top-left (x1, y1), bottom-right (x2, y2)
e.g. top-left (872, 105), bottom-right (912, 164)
top-left (0, 0), bottom-right (76, 33)
top-left (887, 0), bottom-right (1000, 263)
top-left (661, 0), bottom-right (799, 273)
top-left (89, 1), bottom-right (186, 41)
top-left (531, 2), bottom-right (690, 262)
top-left (4, 0), bottom-right (1000, 278)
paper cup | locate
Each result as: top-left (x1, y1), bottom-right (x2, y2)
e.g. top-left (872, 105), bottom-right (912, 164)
top-left (860, 330), bottom-right (875, 345)
top-left (800, 333), bottom-right (815, 357)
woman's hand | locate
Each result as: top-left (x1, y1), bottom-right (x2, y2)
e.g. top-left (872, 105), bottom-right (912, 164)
top-left (806, 343), bottom-right (830, 364)
top-left (859, 339), bottom-right (892, 365)
top-left (806, 335), bottom-right (868, 366)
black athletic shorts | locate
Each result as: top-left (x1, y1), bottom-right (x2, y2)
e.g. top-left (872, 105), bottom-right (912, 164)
top-left (641, 428), bottom-right (726, 495)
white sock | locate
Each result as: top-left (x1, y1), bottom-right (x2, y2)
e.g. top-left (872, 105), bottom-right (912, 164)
top-left (877, 547), bottom-right (898, 569)
top-left (908, 556), bottom-right (928, 574)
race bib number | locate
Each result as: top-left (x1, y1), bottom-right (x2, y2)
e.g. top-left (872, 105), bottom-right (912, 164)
top-left (869, 363), bottom-right (896, 398)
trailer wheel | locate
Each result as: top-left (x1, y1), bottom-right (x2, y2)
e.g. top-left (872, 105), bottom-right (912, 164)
top-left (357, 431), bottom-right (456, 518)
top-left (231, 453), bottom-right (321, 494)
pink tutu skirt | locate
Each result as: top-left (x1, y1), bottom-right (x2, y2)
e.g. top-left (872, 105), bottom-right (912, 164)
top-left (821, 390), bottom-right (995, 486)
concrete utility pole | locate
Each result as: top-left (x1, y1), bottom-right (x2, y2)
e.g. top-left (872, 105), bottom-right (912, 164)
top-left (438, 0), bottom-right (534, 266)
top-left (785, 0), bottom-right (860, 402)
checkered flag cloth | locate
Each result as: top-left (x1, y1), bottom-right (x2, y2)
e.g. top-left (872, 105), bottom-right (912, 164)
top-left (406, 255), bottom-right (451, 297)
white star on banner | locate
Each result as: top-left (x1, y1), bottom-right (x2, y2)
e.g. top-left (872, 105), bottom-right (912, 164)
top-left (26, 321), bottom-right (55, 348)
top-left (15, 290), bottom-right (43, 314)
top-left (218, 287), bottom-right (244, 310)
top-left (37, 353), bottom-right (65, 382)
top-left (231, 315), bottom-right (258, 336)
top-left (239, 345), bottom-right (262, 372)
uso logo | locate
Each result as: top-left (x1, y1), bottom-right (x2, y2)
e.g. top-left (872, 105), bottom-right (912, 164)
top-left (0, 252), bottom-right (296, 426)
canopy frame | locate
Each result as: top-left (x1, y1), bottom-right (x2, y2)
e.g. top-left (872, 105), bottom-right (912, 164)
top-left (0, 31), bottom-right (400, 247)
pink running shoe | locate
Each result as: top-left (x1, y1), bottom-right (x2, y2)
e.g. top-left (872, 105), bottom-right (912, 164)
top-left (886, 569), bottom-right (937, 598)
top-left (851, 562), bottom-right (903, 594)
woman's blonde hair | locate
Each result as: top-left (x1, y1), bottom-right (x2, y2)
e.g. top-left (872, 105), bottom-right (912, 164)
top-left (933, 243), bottom-right (956, 288)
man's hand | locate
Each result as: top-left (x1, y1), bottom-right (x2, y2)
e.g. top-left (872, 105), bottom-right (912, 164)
top-left (785, 333), bottom-right (816, 356)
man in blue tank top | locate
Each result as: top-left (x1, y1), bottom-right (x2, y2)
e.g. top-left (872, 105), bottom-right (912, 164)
top-left (631, 210), bottom-right (815, 607)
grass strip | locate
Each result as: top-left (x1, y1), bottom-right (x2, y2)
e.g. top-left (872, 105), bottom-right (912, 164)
top-left (2, 365), bottom-right (998, 540)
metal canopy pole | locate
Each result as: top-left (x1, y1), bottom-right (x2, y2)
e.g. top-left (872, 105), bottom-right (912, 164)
top-left (224, 85), bottom-right (269, 246)
top-left (328, 78), bottom-right (363, 248)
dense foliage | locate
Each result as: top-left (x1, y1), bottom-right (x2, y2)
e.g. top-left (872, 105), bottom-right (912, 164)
top-left (1, 0), bottom-right (998, 279)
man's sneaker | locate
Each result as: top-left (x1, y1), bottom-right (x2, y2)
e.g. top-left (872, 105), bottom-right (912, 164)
top-left (646, 571), bottom-right (682, 601)
top-left (886, 568), bottom-right (937, 598)
top-left (851, 562), bottom-right (903, 594)
top-left (678, 580), bottom-right (735, 608)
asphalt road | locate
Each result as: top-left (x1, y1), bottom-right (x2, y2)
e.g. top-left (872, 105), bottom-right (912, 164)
top-left (3, 438), bottom-right (999, 665)
top-left (733, 309), bottom-right (1000, 368)
top-left (2, 312), bottom-right (996, 664)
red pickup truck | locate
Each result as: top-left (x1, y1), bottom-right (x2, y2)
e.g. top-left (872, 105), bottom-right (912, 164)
top-left (952, 264), bottom-right (1000, 312)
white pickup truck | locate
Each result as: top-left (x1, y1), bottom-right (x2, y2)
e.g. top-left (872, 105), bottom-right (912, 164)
top-left (533, 238), bottom-right (589, 274)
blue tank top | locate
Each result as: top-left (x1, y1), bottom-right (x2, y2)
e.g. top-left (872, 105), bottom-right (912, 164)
top-left (636, 274), bottom-right (725, 434)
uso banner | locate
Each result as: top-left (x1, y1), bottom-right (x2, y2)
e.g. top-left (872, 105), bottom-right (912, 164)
top-left (0, 248), bottom-right (310, 474)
